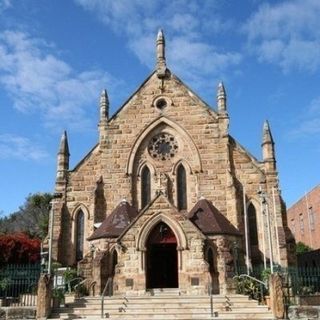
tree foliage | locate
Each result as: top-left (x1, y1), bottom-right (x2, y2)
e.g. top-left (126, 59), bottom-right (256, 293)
top-left (0, 193), bottom-right (52, 239)
top-left (0, 233), bottom-right (41, 265)
top-left (296, 241), bottom-right (312, 254)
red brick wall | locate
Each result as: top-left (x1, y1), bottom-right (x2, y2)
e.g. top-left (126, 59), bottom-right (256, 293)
top-left (287, 185), bottom-right (320, 249)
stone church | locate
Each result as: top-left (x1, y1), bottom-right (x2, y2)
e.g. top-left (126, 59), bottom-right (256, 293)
top-left (51, 30), bottom-right (293, 296)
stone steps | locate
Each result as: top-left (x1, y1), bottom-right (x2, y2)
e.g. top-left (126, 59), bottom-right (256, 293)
top-left (49, 294), bottom-right (275, 320)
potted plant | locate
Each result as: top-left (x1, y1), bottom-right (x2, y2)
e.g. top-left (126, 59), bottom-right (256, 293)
top-left (63, 268), bottom-right (81, 304)
top-left (52, 287), bottom-right (65, 308)
top-left (261, 268), bottom-right (271, 308)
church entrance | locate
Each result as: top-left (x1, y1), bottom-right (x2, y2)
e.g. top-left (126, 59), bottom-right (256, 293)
top-left (146, 222), bottom-right (178, 289)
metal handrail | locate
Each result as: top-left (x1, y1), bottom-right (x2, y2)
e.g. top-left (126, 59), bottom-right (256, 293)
top-left (235, 274), bottom-right (268, 288)
top-left (66, 277), bottom-right (83, 293)
top-left (101, 277), bottom-right (112, 318)
top-left (233, 274), bottom-right (268, 302)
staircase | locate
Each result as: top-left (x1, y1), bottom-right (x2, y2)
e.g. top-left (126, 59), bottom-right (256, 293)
top-left (50, 292), bottom-right (275, 320)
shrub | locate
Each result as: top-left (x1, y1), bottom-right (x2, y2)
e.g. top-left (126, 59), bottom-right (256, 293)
top-left (0, 233), bottom-right (40, 265)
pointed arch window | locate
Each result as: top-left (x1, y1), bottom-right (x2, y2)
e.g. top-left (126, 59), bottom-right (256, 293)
top-left (76, 210), bottom-right (84, 261)
top-left (177, 164), bottom-right (187, 210)
top-left (248, 203), bottom-right (258, 246)
top-left (141, 165), bottom-right (151, 208)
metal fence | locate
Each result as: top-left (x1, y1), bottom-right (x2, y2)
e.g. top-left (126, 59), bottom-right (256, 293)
top-left (283, 267), bottom-right (320, 296)
top-left (236, 265), bottom-right (320, 296)
top-left (0, 263), bottom-right (41, 306)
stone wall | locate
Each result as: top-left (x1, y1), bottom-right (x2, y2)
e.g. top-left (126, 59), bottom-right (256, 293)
top-left (50, 69), bottom-right (289, 280)
top-left (0, 307), bottom-right (36, 320)
top-left (289, 306), bottom-right (320, 319)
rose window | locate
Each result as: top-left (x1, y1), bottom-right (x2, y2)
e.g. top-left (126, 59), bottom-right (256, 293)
top-left (148, 133), bottom-right (178, 160)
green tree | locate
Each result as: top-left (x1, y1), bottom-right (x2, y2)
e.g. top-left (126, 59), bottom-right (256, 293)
top-left (296, 241), bottom-right (312, 254)
top-left (0, 193), bottom-right (52, 239)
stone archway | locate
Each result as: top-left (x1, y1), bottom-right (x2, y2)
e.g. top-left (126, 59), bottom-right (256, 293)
top-left (146, 222), bottom-right (178, 289)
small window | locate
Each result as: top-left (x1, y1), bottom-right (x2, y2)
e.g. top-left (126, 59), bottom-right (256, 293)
top-left (299, 214), bottom-right (304, 234)
top-left (156, 98), bottom-right (167, 110)
top-left (309, 207), bottom-right (315, 231)
top-left (141, 166), bottom-right (151, 208)
top-left (153, 96), bottom-right (171, 111)
top-left (291, 219), bottom-right (296, 234)
top-left (76, 210), bottom-right (84, 261)
top-left (177, 164), bottom-right (187, 210)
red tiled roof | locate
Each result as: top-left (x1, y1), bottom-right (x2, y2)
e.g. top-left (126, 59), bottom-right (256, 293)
top-left (188, 199), bottom-right (241, 236)
top-left (88, 201), bottom-right (138, 240)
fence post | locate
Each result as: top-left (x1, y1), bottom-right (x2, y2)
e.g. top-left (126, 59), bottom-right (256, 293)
top-left (36, 274), bottom-right (53, 319)
top-left (269, 273), bottom-right (285, 319)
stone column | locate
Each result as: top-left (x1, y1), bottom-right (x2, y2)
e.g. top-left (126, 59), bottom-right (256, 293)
top-left (216, 236), bottom-right (236, 294)
top-left (36, 274), bottom-right (53, 319)
top-left (269, 273), bottom-right (285, 319)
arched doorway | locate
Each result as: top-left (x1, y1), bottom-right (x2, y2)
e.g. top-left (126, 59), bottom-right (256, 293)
top-left (146, 222), bottom-right (178, 289)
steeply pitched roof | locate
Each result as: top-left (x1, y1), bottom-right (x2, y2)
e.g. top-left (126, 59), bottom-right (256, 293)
top-left (188, 199), bottom-right (241, 236)
top-left (88, 201), bottom-right (138, 240)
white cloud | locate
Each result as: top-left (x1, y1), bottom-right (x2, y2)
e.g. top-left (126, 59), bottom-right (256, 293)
top-left (244, 0), bottom-right (320, 73)
top-left (0, 30), bottom-right (120, 131)
top-left (289, 97), bottom-right (320, 137)
top-left (74, 0), bottom-right (241, 87)
top-left (0, 134), bottom-right (48, 161)
top-left (0, 0), bottom-right (11, 13)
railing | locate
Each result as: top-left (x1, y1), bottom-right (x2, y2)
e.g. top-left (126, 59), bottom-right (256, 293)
top-left (66, 277), bottom-right (83, 294)
top-left (0, 263), bottom-right (40, 306)
top-left (101, 277), bottom-right (113, 318)
top-left (284, 267), bottom-right (320, 296)
top-left (233, 274), bottom-right (267, 302)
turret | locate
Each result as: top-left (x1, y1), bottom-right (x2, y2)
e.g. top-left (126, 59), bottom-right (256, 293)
top-left (217, 81), bottom-right (227, 113)
top-left (99, 89), bottom-right (109, 146)
top-left (56, 130), bottom-right (70, 187)
top-left (217, 81), bottom-right (229, 137)
top-left (156, 29), bottom-right (167, 78)
top-left (262, 120), bottom-right (276, 171)
top-left (99, 89), bottom-right (109, 121)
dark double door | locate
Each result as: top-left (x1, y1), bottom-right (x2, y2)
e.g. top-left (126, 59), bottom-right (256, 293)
top-left (146, 222), bottom-right (178, 289)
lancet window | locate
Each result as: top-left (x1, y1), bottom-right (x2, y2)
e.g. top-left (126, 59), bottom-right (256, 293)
top-left (248, 203), bottom-right (259, 246)
top-left (177, 164), bottom-right (187, 210)
top-left (141, 165), bottom-right (151, 208)
top-left (76, 210), bottom-right (84, 261)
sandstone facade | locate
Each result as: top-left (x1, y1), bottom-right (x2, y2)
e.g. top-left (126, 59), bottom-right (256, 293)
top-left (50, 31), bottom-right (293, 296)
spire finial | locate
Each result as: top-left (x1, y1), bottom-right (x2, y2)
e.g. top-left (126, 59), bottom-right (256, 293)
top-left (100, 89), bottom-right (109, 120)
top-left (56, 130), bottom-right (70, 185)
top-left (217, 81), bottom-right (227, 112)
top-left (262, 120), bottom-right (274, 145)
top-left (156, 29), bottom-right (167, 78)
top-left (262, 120), bottom-right (276, 170)
top-left (58, 130), bottom-right (70, 156)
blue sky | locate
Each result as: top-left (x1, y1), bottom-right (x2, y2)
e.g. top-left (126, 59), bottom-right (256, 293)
top-left (0, 0), bottom-right (319, 215)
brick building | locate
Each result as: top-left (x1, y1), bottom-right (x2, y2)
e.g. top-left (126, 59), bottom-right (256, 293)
top-left (287, 185), bottom-right (320, 249)
top-left (50, 30), bottom-right (293, 296)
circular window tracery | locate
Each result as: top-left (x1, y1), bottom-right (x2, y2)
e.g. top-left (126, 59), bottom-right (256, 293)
top-left (155, 98), bottom-right (167, 110)
top-left (148, 133), bottom-right (178, 161)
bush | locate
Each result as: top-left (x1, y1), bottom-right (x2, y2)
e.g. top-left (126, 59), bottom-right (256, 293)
top-left (0, 233), bottom-right (40, 265)
top-left (296, 241), bottom-right (312, 254)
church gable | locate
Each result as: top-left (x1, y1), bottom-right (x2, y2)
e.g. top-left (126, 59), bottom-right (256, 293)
top-left (99, 66), bottom-right (230, 212)
top-left (109, 70), bottom-right (218, 129)
top-left (118, 193), bottom-right (205, 248)
top-left (50, 30), bottom-right (290, 282)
